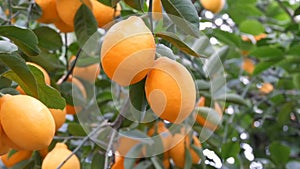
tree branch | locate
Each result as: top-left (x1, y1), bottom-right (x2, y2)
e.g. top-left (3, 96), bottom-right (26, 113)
top-left (56, 121), bottom-right (110, 169)
top-left (275, 0), bottom-right (296, 24)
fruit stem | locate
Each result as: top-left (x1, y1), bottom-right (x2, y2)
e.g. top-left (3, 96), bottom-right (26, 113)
top-left (61, 48), bottom-right (82, 83)
top-left (56, 120), bottom-right (110, 169)
top-left (64, 33), bottom-right (69, 70)
top-left (148, 0), bottom-right (154, 34)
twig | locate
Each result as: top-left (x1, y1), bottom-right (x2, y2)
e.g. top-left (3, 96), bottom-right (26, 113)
top-left (104, 98), bottom-right (130, 169)
top-left (275, 0), bottom-right (296, 23)
top-left (56, 48), bottom-right (82, 85)
top-left (56, 121), bottom-right (110, 169)
top-left (53, 136), bottom-right (85, 140)
top-left (7, 0), bottom-right (12, 25)
top-left (104, 130), bottom-right (117, 169)
top-left (26, 0), bottom-right (34, 27)
top-left (64, 33), bottom-right (69, 70)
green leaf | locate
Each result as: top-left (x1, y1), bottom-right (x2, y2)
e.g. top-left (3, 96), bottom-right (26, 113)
top-left (33, 26), bottom-right (63, 50)
top-left (98, 0), bottom-right (120, 7)
top-left (203, 46), bottom-right (229, 76)
top-left (124, 144), bottom-right (143, 169)
top-left (253, 60), bottom-right (279, 75)
top-left (0, 41), bottom-right (18, 54)
top-left (0, 53), bottom-right (38, 96)
top-left (161, 0), bottom-right (199, 37)
top-left (68, 123), bottom-right (87, 136)
top-left (91, 153), bottom-right (105, 169)
top-left (196, 107), bottom-right (222, 128)
top-left (239, 20), bottom-right (265, 35)
top-left (221, 141), bottom-right (240, 159)
top-left (184, 146), bottom-right (192, 169)
top-left (227, 4), bottom-right (263, 24)
top-left (156, 44), bottom-right (176, 59)
top-left (129, 78), bottom-right (147, 111)
top-left (74, 4), bottom-right (98, 47)
top-left (294, 6), bottom-right (300, 16)
top-left (278, 102), bottom-right (293, 126)
top-left (215, 93), bottom-right (250, 107)
top-left (3, 65), bottom-right (66, 109)
top-left (156, 32), bottom-right (205, 57)
top-left (269, 142), bottom-right (291, 165)
top-left (250, 46), bottom-right (284, 59)
top-left (211, 29), bottom-right (241, 47)
top-left (293, 73), bottom-right (300, 90)
top-left (0, 26), bottom-right (40, 56)
top-left (124, 0), bottom-right (145, 10)
top-left (133, 160), bottom-right (152, 169)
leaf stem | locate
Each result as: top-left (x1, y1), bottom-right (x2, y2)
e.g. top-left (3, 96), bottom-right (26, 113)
top-left (104, 130), bottom-right (117, 169)
top-left (64, 33), bottom-right (69, 70)
top-left (7, 0), bottom-right (12, 25)
top-left (56, 121), bottom-right (109, 169)
top-left (26, 0), bottom-right (34, 27)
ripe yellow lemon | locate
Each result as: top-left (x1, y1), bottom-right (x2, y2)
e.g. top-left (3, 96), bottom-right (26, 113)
top-left (91, 0), bottom-right (121, 27)
top-left (49, 108), bottom-right (66, 130)
top-left (56, 0), bottom-right (93, 27)
top-left (152, 0), bottom-right (163, 20)
top-left (242, 58), bottom-right (255, 74)
top-left (101, 16), bottom-right (156, 86)
top-left (145, 57), bottom-right (196, 124)
top-left (0, 123), bottom-right (10, 155)
top-left (169, 133), bottom-right (201, 168)
top-left (66, 76), bottom-right (87, 114)
top-left (70, 56), bottom-right (100, 82)
top-left (0, 95), bottom-right (55, 150)
top-left (36, 0), bottom-right (59, 23)
top-left (1, 150), bottom-right (32, 168)
top-left (16, 62), bottom-right (51, 94)
top-left (54, 16), bottom-right (74, 33)
top-left (260, 83), bottom-right (274, 94)
top-left (41, 143), bottom-right (80, 169)
top-left (200, 0), bottom-right (225, 13)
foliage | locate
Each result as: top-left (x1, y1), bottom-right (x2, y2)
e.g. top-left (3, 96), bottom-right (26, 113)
top-left (0, 0), bottom-right (300, 168)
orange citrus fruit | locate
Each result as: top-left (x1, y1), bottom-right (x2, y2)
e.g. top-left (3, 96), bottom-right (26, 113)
top-left (56, 0), bottom-right (93, 27)
top-left (242, 58), bottom-right (255, 74)
top-left (259, 82), bottom-right (274, 94)
top-left (145, 57), bottom-right (196, 124)
top-left (91, 0), bottom-right (121, 27)
top-left (116, 135), bottom-right (141, 156)
top-left (49, 108), bottom-right (66, 130)
top-left (66, 76), bottom-right (87, 114)
top-left (101, 16), bottom-right (156, 86)
top-left (1, 150), bottom-right (32, 168)
top-left (53, 16), bottom-right (74, 33)
top-left (16, 62), bottom-right (51, 94)
top-left (111, 155), bottom-right (125, 169)
top-left (0, 123), bottom-right (10, 155)
top-left (39, 148), bottom-right (49, 159)
top-left (0, 94), bottom-right (55, 150)
top-left (152, 0), bottom-right (163, 20)
top-left (41, 143), bottom-right (80, 169)
top-left (69, 56), bottom-right (100, 82)
top-left (169, 133), bottom-right (201, 168)
top-left (200, 0), bottom-right (225, 13)
top-left (242, 33), bottom-right (267, 42)
top-left (36, 0), bottom-right (59, 23)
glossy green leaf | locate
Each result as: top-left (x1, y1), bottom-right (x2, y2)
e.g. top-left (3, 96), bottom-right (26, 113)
top-left (124, 0), bottom-right (145, 10)
top-left (215, 93), bottom-right (250, 107)
top-left (240, 20), bottom-right (265, 35)
top-left (3, 64), bottom-right (66, 109)
top-left (156, 32), bottom-right (205, 57)
top-left (227, 4), bottom-right (263, 24)
top-left (250, 46), bottom-right (284, 59)
top-left (68, 122), bottom-right (87, 136)
top-left (293, 73), bottom-right (300, 90)
top-left (221, 141), bottom-right (240, 159)
top-left (156, 44), bottom-right (176, 59)
top-left (0, 41), bottom-right (18, 54)
top-left (33, 26), bottom-right (63, 50)
top-left (184, 146), bottom-right (192, 169)
top-left (74, 4), bottom-right (98, 47)
top-left (91, 153), bottom-right (105, 169)
top-left (124, 144), bottom-right (143, 169)
top-left (212, 29), bottom-right (241, 47)
top-left (129, 78), bottom-right (147, 111)
top-left (98, 0), bottom-right (120, 7)
top-left (253, 60), bottom-right (279, 75)
top-left (278, 102), bottom-right (293, 126)
top-left (161, 0), bottom-right (199, 37)
top-left (0, 26), bottom-right (40, 56)
top-left (0, 53), bottom-right (38, 96)
top-left (269, 142), bottom-right (290, 165)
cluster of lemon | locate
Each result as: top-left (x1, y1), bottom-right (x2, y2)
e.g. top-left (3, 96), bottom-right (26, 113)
top-left (0, 62), bottom-right (82, 168)
top-left (36, 0), bottom-right (121, 32)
